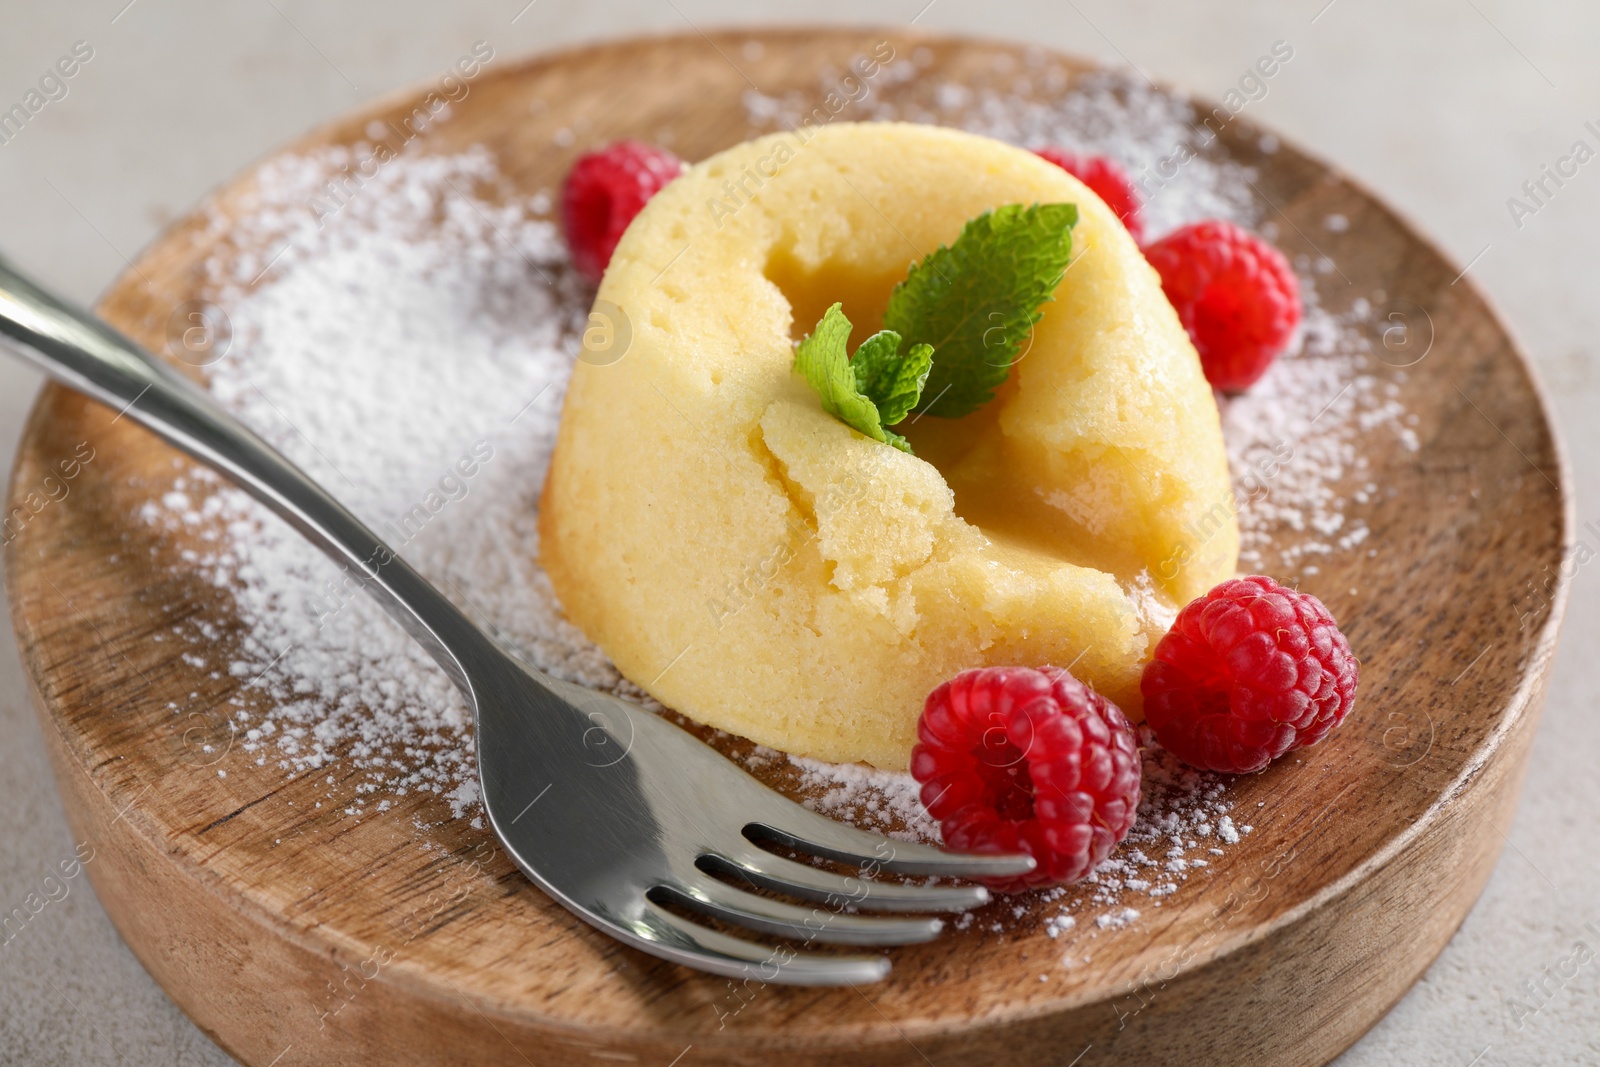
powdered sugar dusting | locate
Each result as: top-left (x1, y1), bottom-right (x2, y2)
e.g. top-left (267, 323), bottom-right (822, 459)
top-left (139, 145), bottom-right (633, 818)
top-left (1221, 283), bottom-right (1417, 574)
top-left (787, 751), bottom-right (942, 843)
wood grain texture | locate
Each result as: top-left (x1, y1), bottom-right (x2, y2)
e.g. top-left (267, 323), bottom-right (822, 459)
top-left (2, 28), bottom-right (1573, 1067)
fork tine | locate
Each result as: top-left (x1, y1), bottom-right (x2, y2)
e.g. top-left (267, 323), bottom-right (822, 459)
top-left (651, 878), bottom-right (944, 946)
top-left (698, 849), bottom-right (990, 913)
top-left (745, 811), bottom-right (1036, 879)
top-left (641, 902), bottom-right (891, 985)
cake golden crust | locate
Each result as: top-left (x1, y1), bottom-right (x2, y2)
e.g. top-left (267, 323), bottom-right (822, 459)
top-left (539, 122), bottom-right (1237, 768)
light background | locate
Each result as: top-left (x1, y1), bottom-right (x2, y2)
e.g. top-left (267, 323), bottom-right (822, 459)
top-left (0, 1), bottom-right (1594, 1064)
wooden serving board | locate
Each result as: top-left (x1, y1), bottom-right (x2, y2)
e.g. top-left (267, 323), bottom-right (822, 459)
top-left (3, 28), bottom-right (1572, 1067)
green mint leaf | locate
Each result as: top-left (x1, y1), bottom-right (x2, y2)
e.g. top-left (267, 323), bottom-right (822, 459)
top-left (883, 202), bottom-right (1078, 419)
top-left (793, 303), bottom-right (893, 447)
top-left (883, 429), bottom-right (913, 453)
top-left (851, 331), bottom-right (934, 427)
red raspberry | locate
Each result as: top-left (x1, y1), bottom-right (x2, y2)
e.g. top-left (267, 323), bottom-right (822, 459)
top-left (1142, 219), bottom-right (1301, 391)
top-left (910, 666), bottom-right (1141, 894)
top-left (1142, 576), bottom-right (1358, 775)
top-left (1034, 148), bottom-right (1145, 242)
top-left (560, 140), bottom-right (684, 283)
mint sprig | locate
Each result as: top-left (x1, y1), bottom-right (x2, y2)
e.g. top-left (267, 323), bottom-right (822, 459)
top-left (886, 202), bottom-right (1077, 418)
top-left (851, 327), bottom-right (933, 427)
top-left (792, 303), bottom-right (932, 453)
top-left (793, 202), bottom-right (1077, 446)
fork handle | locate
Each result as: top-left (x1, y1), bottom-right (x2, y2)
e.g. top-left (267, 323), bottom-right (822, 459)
top-left (0, 255), bottom-right (488, 695)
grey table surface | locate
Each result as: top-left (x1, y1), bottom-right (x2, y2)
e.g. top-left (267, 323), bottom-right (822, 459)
top-left (0, 1), bottom-right (1595, 1064)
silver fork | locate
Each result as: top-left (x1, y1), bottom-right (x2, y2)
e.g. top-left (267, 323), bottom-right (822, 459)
top-left (0, 257), bottom-right (1032, 985)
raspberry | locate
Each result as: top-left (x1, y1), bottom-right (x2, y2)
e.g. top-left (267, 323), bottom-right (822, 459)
top-left (910, 666), bottom-right (1141, 893)
top-left (1141, 576), bottom-right (1358, 775)
top-left (1142, 220), bottom-right (1301, 391)
top-left (560, 140), bottom-right (683, 283)
top-left (1034, 148), bottom-right (1145, 242)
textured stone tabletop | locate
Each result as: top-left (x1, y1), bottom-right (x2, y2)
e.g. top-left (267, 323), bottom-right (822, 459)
top-left (0, 2), bottom-right (1594, 1063)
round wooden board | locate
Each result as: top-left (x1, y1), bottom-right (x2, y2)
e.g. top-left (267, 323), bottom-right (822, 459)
top-left (3, 27), bottom-right (1573, 1067)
